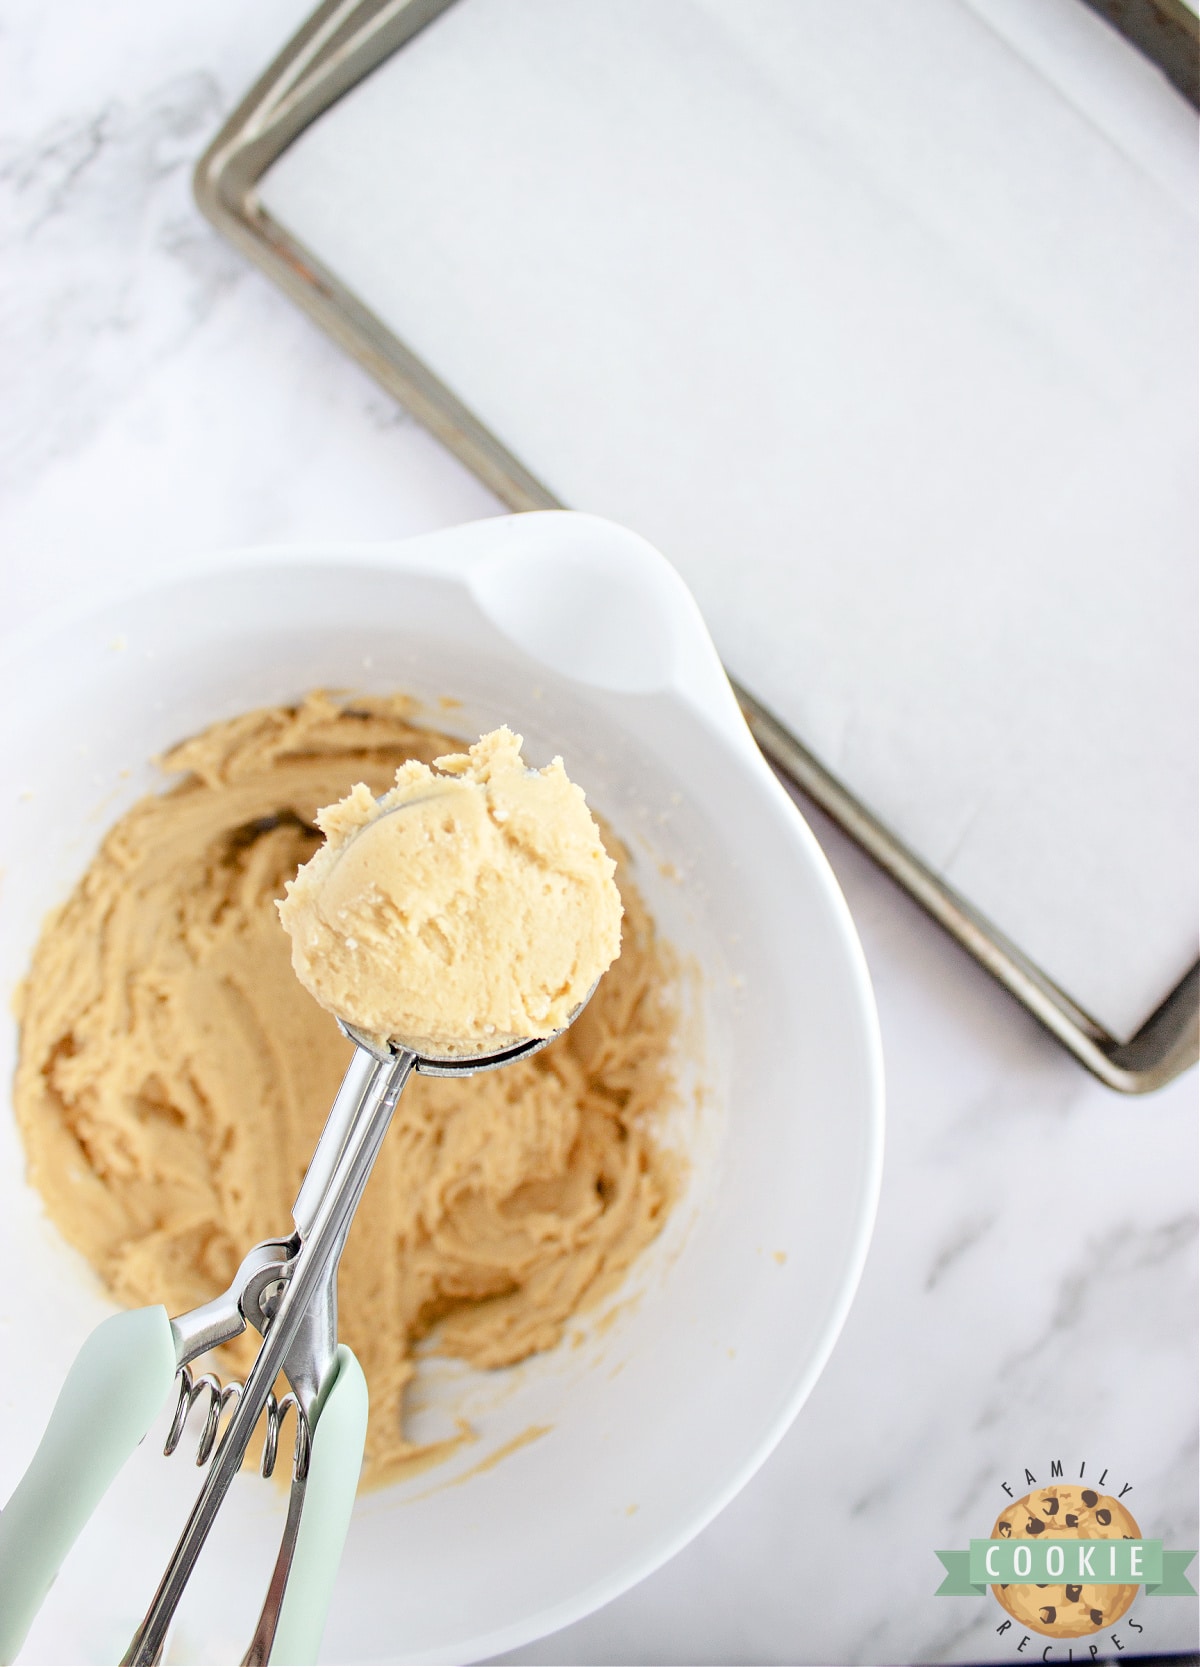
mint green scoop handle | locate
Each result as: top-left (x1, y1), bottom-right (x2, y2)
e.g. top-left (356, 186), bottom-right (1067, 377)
top-left (267, 1347), bottom-right (368, 1666)
top-left (0, 1306), bottom-right (177, 1665)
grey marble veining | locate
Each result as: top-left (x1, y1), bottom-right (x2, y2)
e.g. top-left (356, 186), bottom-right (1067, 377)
top-left (0, 4), bottom-right (1195, 1664)
top-left (2, 72), bottom-right (237, 488)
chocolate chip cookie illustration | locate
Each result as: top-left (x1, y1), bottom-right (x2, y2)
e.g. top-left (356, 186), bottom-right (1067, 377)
top-left (990, 1486), bottom-right (1141, 1638)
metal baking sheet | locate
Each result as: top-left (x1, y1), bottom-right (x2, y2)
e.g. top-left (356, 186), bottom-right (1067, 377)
top-left (194, 0), bottom-right (1199, 1092)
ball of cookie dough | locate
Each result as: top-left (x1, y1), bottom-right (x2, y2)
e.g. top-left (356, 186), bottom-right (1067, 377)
top-left (990, 1486), bottom-right (1141, 1639)
top-left (278, 727), bottom-right (623, 1056)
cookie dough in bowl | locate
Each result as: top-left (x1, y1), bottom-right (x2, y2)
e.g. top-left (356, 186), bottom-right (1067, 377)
top-left (12, 694), bottom-right (676, 1491)
top-left (0, 513), bottom-right (883, 1665)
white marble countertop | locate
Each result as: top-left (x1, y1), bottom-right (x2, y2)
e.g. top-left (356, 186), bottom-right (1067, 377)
top-left (1, 3), bottom-right (1196, 1663)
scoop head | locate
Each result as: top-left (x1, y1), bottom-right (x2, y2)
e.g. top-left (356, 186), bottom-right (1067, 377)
top-left (336, 978), bottom-right (598, 1076)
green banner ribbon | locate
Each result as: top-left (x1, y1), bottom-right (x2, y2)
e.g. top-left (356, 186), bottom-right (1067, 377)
top-left (935, 1550), bottom-right (986, 1597)
top-left (1147, 1550), bottom-right (1200, 1597)
top-left (935, 1542), bottom-right (1196, 1597)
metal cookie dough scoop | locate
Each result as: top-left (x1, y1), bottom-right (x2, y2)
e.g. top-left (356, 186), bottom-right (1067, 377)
top-left (0, 955), bottom-right (594, 1667)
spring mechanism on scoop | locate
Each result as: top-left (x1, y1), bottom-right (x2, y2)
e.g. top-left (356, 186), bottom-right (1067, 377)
top-left (164, 1367), bottom-right (311, 1480)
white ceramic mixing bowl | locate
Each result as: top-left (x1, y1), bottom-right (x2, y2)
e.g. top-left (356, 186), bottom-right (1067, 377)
top-left (0, 512), bottom-right (883, 1664)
